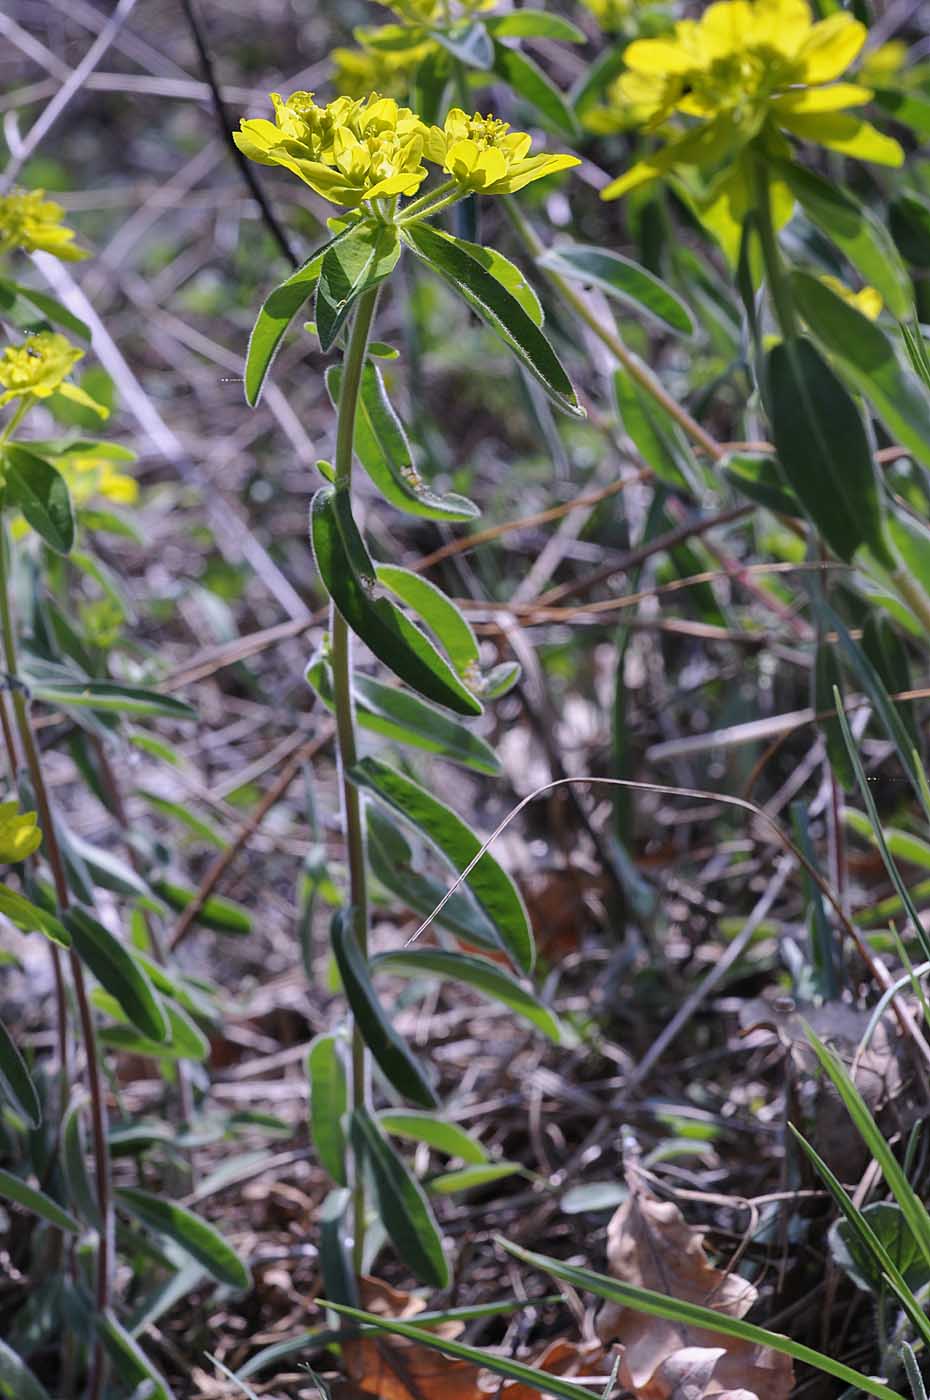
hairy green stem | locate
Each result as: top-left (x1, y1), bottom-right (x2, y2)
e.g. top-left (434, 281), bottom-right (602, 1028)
top-left (0, 520), bottom-right (111, 1400)
top-left (502, 197), bottom-right (724, 462)
top-left (752, 154), bottom-right (798, 340)
top-left (331, 286), bottom-right (379, 1274)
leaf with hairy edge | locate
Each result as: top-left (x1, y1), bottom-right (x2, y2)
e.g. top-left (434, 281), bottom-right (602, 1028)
top-left (306, 653), bottom-right (500, 775)
top-left (777, 161), bottom-right (912, 318)
top-left (790, 272), bottom-right (930, 472)
top-left (765, 337), bottom-right (890, 565)
top-left (97, 1310), bottom-right (175, 1400)
top-left (316, 223), bottom-right (400, 352)
top-left (350, 1109), bottom-right (449, 1288)
top-left (541, 245), bottom-right (694, 335)
top-left (2, 446), bottom-right (74, 554)
top-left (0, 1340), bottom-right (53, 1400)
top-left (351, 757), bottom-right (534, 972)
top-left (244, 235), bottom-right (341, 406)
top-left (367, 808), bottom-right (505, 954)
top-left (378, 1110), bottom-right (489, 1164)
top-left (404, 222), bottom-right (582, 417)
top-left (116, 1187), bottom-right (251, 1289)
top-left (435, 235), bottom-right (544, 326)
top-left (0, 1169), bottom-right (81, 1234)
top-left (307, 1033), bottom-right (348, 1184)
top-left (65, 908), bottom-right (169, 1043)
top-left (0, 279), bottom-right (90, 340)
top-left (499, 1243), bottom-right (906, 1400)
top-left (0, 884), bottom-right (69, 947)
top-left (0, 1017), bottom-right (41, 1128)
top-left (372, 949), bottom-right (562, 1041)
top-left (328, 363), bottom-right (479, 521)
top-left (330, 909), bottom-right (436, 1108)
top-left (311, 488), bottom-right (481, 716)
top-left (490, 41), bottom-right (579, 138)
top-left (375, 564), bottom-right (479, 680)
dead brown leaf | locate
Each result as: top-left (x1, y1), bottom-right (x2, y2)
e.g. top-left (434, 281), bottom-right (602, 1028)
top-left (596, 1177), bottom-right (793, 1400)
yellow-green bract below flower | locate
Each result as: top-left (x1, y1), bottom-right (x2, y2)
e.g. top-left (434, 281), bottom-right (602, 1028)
top-left (425, 109), bottom-right (580, 194)
top-left (0, 190), bottom-right (87, 262)
top-left (0, 332), bottom-right (109, 416)
top-left (0, 802), bottom-right (41, 864)
top-left (600, 0), bottom-right (903, 201)
top-left (233, 92), bottom-right (431, 206)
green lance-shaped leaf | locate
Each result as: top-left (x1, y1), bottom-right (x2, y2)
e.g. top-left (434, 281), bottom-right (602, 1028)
top-left (375, 564), bottom-right (479, 682)
top-left (873, 87), bottom-right (930, 139)
top-left (721, 453), bottom-right (799, 516)
top-left (490, 40), bottom-right (579, 138)
top-left (790, 272), bottom-right (930, 471)
top-left (310, 487), bottom-right (481, 716)
top-left (30, 679), bottom-right (196, 721)
top-left (372, 948), bottom-right (562, 1042)
top-left (0, 1168), bottom-right (81, 1234)
top-left (350, 1108), bottom-right (449, 1288)
top-left (328, 362), bottom-right (479, 521)
top-left (486, 10), bottom-right (585, 42)
top-left (433, 18), bottom-right (493, 68)
top-left (65, 908), bottom-right (169, 1042)
top-left (403, 222), bottom-right (582, 417)
top-left (0, 1017), bottom-right (40, 1128)
top-left (116, 1186), bottom-right (251, 1289)
top-left (330, 909), bottom-right (436, 1108)
top-left (861, 613), bottom-right (920, 753)
top-left (0, 277), bottom-right (90, 340)
top-left (245, 235), bottom-right (342, 406)
top-left (319, 1186), bottom-right (358, 1307)
top-left (378, 1110), bottom-right (489, 1164)
top-left (367, 807), bottom-right (505, 953)
top-left (613, 368), bottom-right (700, 492)
top-left (2, 446), bottom-right (74, 554)
top-left (765, 336), bottom-right (890, 565)
top-left (307, 1032), bottom-right (348, 1185)
top-left (499, 1241), bottom-right (907, 1400)
top-left (152, 879), bottom-right (253, 934)
top-left (777, 161), bottom-right (912, 318)
top-left (316, 223), bottom-right (400, 352)
top-left (351, 757), bottom-right (534, 972)
top-left (331, 484), bottom-right (377, 588)
top-left (62, 1099), bottom-right (102, 1227)
top-left (443, 239), bottom-right (544, 325)
top-left (0, 1340), bottom-right (54, 1400)
top-left (428, 1162), bottom-right (522, 1194)
top-left (890, 191), bottom-right (930, 268)
top-left (306, 652), bottom-right (500, 775)
top-left (0, 883), bottom-right (69, 947)
top-left (540, 244), bottom-right (694, 335)
top-left (97, 1309), bottom-right (175, 1400)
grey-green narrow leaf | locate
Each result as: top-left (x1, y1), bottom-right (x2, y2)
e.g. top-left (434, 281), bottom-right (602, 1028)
top-left (377, 1110), bottom-right (489, 1164)
top-left (540, 245), bottom-right (694, 335)
top-left (245, 237), bottom-right (337, 406)
top-left (116, 1186), bottom-right (251, 1289)
top-left (372, 948), bottom-right (562, 1041)
top-left (404, 222), bottom-right (582, 417)
top-left (330, 909), bottom-right (436, 1108)
top-left (351, 756), bottom-right (534, 972)
top-left (97, 1310), bottom-right (174, 1400)
top-left (307, 1032), bottom-right (348, 1184)
top-left (0, 1016), bottom-right (41, 1128)
top-left (66, 909), bottom-right (168, 1042)
top-left (0, 1340), bottom-right (53, 1400)
top-left (350, 1109), bottom-right (449, 1288)
top-left (316, 224), bottom-right (400, 351)
top-left (0, 1168), bottom-right (81, 1234)
top-left (490, 41), bottom-right (579, 138)
top-left (3, 446), bottom-right (74, 554)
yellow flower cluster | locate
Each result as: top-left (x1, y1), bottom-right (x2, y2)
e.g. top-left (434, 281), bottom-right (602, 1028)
top-left (331, 40), bottom-right (435, 101)
top-left (0, 802), bottom-right (41, 864)
top-left (235, 93), bottom-right (578, 207)
top-left (58, 444), bottom-right (139, 507)
top-left (0, 332), bottom-right (109, 417)
top-left (601, 0), bottom-right (902, 200)
top-left (0, 190), bottom-right (87, 262)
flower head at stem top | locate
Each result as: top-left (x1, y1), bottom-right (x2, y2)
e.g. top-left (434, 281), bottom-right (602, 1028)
top-left (424, 108), bottom-right (580, 195)
top-left (0, 332), bottom-right (109, 418)
top-left (0, 190), bottom-right (87, 262)
top-left (600, 0), bottom-right (903, 202)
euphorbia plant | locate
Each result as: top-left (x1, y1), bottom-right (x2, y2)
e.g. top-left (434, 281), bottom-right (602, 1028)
top-left (236, 88), bottom-right (579, 1287)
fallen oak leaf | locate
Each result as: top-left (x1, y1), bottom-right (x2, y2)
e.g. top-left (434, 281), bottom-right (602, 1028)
top-left (596, 1176), bottom-right (793, 1400)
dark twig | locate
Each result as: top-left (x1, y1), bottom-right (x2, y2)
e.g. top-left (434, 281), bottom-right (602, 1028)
top-left (176, 0), bottom-right (299, 268)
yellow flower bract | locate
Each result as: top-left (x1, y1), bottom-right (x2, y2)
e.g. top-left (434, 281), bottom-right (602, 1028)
top-left (235, 94), bottom-right (578, 206)
top-left (0, 190), bottom-right (87, 262)
top-left (0, 332), bottom-right (109, 417)
top-left (820, 274), bottom-right (883, 321)
top-left (601, 0), bottom-right (903, 200)
top-left (0, 801), bottom-right (42, 864)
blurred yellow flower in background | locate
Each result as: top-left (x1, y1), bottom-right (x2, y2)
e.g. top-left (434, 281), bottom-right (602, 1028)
top-left (601, 0), bottom-right (903, 200)
top-left (0, 802), bottom-right (41, 864)
top-left (57, 442), bottom-right (139, 506)
top-left (0, 190), bottom-right (87, 262)
top-left (0, 332), bottom-right (108, 417)
top-left (819, 274), bottom-right (883, 320)
top-left (425, 109), bottom-right (580, 194)
top-left (332, 38), bottom-right (436, 100)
